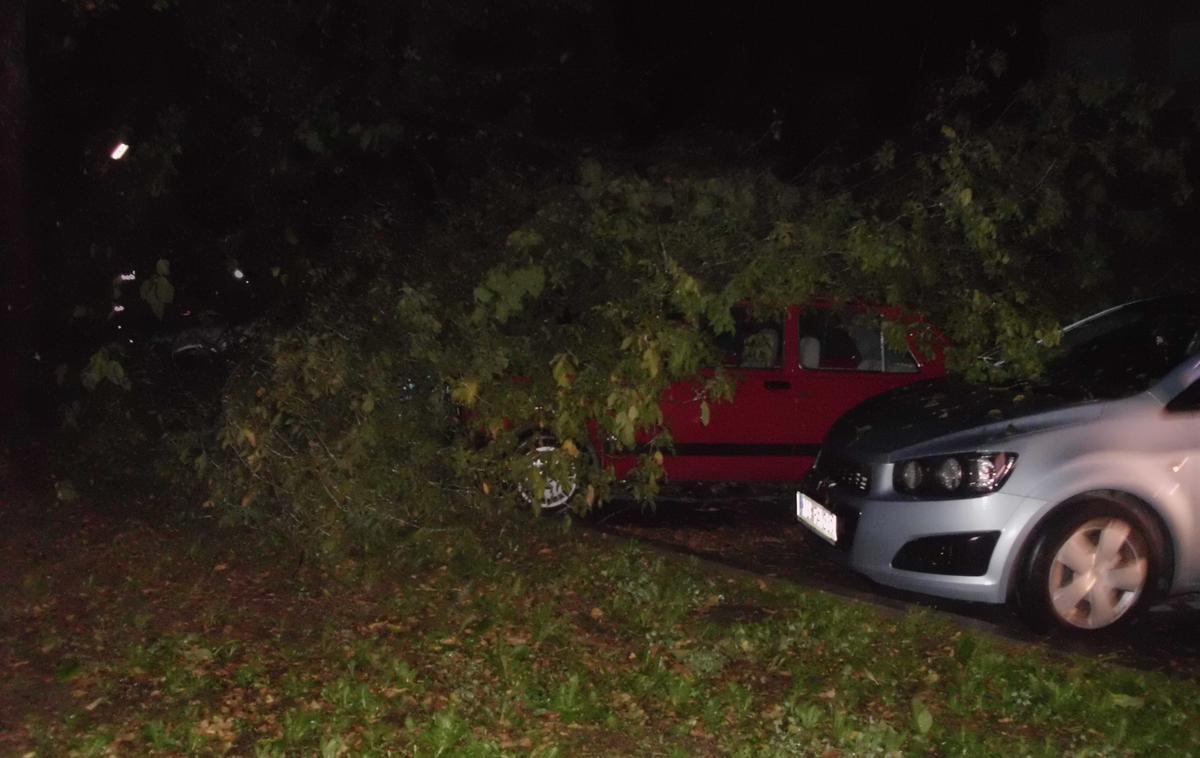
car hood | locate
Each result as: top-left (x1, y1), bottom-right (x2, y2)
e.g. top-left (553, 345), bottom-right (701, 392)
top-left (827, 379), bottom-right (1106, 462)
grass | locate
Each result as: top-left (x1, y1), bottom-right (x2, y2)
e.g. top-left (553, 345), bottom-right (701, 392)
top-left (3, 494), bottom-right (1200, 756)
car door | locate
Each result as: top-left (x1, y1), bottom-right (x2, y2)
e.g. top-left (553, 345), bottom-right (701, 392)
top-left (1162, 374), bottom-right (1200, 591)
top-left (787, 306), bottom-right (945, 461)
top-left (658, 307), bottom-right (813, 482)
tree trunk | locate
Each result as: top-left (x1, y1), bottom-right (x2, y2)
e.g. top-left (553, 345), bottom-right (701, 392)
top-left (0, 0), bottom-right (34, 436)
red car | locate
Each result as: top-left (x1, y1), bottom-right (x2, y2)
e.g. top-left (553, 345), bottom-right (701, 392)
top-left (523, 302), bottom-right (947, 510)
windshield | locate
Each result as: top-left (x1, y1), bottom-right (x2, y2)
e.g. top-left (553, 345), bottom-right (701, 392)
top-left (1041, 297), bottom-right (1200, 399)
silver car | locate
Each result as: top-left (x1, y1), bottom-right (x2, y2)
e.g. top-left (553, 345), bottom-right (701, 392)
top-left (796, 296), bottom-right (1200, 633)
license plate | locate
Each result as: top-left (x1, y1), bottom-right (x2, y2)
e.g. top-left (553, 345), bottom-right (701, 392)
top-left (796, 491), bottom-right (838, 544)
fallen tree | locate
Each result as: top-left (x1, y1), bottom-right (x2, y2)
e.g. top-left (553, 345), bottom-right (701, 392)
top-left (96, 72), bottom-right (1200, 553)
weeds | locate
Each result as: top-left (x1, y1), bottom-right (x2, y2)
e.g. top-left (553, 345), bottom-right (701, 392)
top-left (4, 499), bottom-right (1200, 756)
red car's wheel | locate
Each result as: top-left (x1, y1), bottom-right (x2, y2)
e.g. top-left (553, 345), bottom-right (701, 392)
top-left (516, 434), bottom-right (579, 514)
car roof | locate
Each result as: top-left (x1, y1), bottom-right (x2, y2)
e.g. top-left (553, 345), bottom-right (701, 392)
top-left (1063, 294), bottom-right (1198, 333)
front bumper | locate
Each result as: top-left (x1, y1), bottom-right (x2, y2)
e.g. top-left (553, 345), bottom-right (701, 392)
top-left (798, 481), bottom-right (1046, 605)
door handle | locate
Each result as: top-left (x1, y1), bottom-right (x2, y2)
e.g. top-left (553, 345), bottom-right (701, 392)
top-left (764, 380), bottom-right (791, 390)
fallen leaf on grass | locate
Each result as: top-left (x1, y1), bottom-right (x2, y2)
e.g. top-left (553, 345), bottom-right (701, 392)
top-left (197, 714), bottom-right (238, 745)
top-left (364, 620), bottom-right (409, 635)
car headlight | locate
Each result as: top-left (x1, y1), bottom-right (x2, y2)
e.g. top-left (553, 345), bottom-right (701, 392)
top-left (893, 452), bottom-right (1017, 498)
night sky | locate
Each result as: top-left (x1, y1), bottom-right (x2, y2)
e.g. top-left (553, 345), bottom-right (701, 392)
top-left (30, 2), bottom-right (1046, 163)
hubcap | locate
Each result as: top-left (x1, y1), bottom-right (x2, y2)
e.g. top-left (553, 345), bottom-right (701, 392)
top-left (524, 445), bottom-right (577, 511)
top-left (1047, 517), bottom-right (1147, 630)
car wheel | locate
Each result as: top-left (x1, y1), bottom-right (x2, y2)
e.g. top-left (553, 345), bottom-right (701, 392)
top-left (1016, 499), bottom-right (1161, 633)
top-left (516, 434), bottom-right (579, 514)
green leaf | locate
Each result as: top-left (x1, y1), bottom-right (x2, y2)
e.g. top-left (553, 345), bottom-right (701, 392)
top-left (139, 264), bottom-right (175, 320)
top-left (54, 480), bottom-right (79, 503)
top-left (81, 347), bottom-right (131, 391)
top-left (641, 346), bottom-right (660, 378)
top-left (912, 699), bottom-right (933, 735)
top-left (551, 353), bottom-right (575, 388)
top-left (916, 708), bottom-right (932, 734)
top-left (1109, 693), bottom-right (1145, 709)
top-left (451, 378), bottom-right (481, 408)
top-left (872, 141), bottom-right (897, 171)
top-left (476, 265), bottom-right (545, 323)
top-left (700, 400), bottom-right (711, 427)
top-left (505, 228), bottom-right (544, 251)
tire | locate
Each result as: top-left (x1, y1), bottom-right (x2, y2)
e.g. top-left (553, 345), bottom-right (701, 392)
top-left (516, 434), bottom-right (580, 515)
top-left (1015, 498), bottom-right (1163, 633)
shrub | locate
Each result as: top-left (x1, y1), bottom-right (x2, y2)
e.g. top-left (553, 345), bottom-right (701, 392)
top-left (204, 281), bottom-right (459, 555)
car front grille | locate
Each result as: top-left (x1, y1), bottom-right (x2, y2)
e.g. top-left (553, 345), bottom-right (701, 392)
top-left (817, 454), bottom-right (871, 493)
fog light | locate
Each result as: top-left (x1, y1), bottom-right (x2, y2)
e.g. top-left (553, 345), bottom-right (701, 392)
top-left (892, 531), bottom-right (1000, 576)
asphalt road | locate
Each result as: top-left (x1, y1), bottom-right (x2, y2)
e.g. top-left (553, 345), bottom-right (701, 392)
top-left (590, 493), bottom-right (1200, 678)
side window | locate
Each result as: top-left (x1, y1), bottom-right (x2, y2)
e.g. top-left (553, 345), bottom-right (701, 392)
top-left (799, 312), bottom-right (919, 373)
top-left (713, 309), bottom-right (782, 369)
top-left (881, 320), bottom-right (920, 373)
top-left (798, 311), bottom-right (859, 370)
